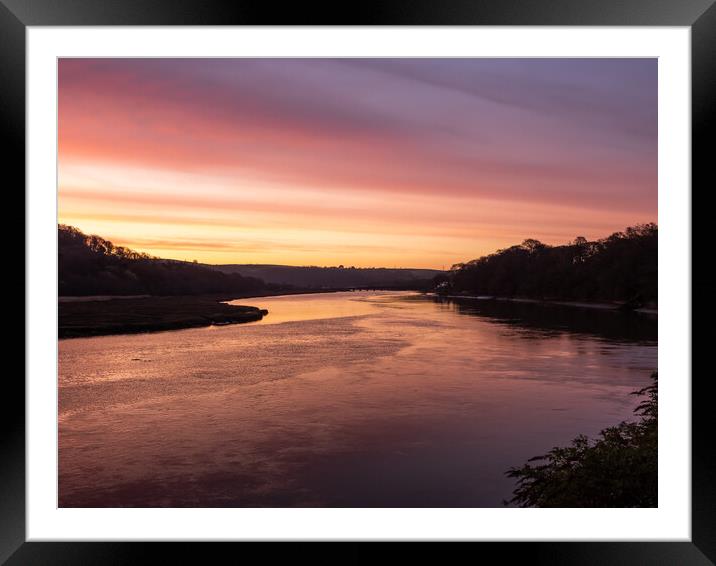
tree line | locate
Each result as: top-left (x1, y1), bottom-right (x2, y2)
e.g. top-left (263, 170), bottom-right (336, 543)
top-left (58, 225), bottom-right (267, 296)
top-left (435, 224), bottom-right (657, 305)
top-left (214, 264), bottom-right (439, 290)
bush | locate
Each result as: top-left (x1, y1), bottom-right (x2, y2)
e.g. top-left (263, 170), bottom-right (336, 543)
top-left (506, 372), bottom-right (657, 507)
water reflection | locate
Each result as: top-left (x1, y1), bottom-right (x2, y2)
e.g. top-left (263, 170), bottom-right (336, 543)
top-left (228, 291), bottom-right (377, 325)
top-left (59, 291), bottom-right (657, 508)
top-left (428, 295), bottom-right (657, 344)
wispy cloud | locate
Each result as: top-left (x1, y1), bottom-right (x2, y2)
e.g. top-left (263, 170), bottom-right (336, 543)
top-left (58, 58), bottom-right (657, 268)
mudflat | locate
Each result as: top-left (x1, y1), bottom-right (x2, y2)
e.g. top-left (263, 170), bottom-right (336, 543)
top-left (58, 295), bottom-right (268, 338)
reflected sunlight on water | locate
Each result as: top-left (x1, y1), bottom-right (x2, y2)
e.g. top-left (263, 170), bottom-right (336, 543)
top-left (227, 292), bottom-right (377, 325)
top-left (59, 291), bottom-right (657, 507)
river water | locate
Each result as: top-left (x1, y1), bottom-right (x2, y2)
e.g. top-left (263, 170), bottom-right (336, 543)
top-left (58, 291), bottom-right (657, 507)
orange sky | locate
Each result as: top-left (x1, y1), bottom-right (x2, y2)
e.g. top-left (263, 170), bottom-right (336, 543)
top-left (58, 59), bottom-right (657, 269)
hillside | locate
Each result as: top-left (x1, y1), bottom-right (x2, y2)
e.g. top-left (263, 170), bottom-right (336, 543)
top-left (58, 225), bottom-right (267, 296)
top-left (207, 264), bottom-right (443, 290)
top-left (59, 225), bottom-right (441, 296)
top-left (440, 224), bottom-right (657, 306)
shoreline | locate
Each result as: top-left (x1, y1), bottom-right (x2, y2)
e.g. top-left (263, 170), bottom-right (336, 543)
top-left (59, 288), bottom-right (656, 340)
top-left (227, 288), bottom-right (401, 302)
top-left (429, 293), bottom-right (658, 315)
top-left (57, 289), bottom-right (405, 339)
top-left (59, 295), bottom-right (269, 339)
top-left (59, 287), bottom-right (397, 304)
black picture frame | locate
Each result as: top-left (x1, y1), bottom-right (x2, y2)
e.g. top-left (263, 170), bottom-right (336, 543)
top-left (5, 0), bottom-right (712, 563)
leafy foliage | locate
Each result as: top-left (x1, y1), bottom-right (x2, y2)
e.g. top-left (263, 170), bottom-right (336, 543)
top-left (58, 225), bottom-right (266, 296)
top-left (441, 224), bottom-right (657, 304)
top-left (506, 372), bottom-right (657, 507)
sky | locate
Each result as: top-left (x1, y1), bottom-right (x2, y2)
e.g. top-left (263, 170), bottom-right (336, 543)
top-left (58, 58), bottom-right (657, 269)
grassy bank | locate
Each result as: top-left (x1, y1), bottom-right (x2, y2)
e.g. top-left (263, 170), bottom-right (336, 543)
top-left (59, 296), bottom-right (269, 339)
top-left (58, 288), bottom-right (407, 339)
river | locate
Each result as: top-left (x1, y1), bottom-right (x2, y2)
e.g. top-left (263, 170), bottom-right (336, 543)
top-left (58, 291), bottom-right (657, 507)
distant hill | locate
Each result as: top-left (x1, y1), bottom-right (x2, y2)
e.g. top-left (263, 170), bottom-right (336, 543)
top-left (58, 225), bottom-right (266, 296)
top-left (59, 225), bottom-right (442, 296)
top-left (205, 264), bottom-right (443, 290)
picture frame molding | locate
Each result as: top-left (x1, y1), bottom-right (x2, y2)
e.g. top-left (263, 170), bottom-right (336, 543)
top-left (6, 0), bottom-right (712, 562)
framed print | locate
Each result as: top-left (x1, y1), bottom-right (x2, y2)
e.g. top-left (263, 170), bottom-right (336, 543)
top-left (6, 0), bottom-right (713, 563)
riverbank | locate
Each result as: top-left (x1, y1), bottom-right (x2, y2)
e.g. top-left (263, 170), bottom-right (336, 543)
top-left (58, 288), bottom-right (388, 339)
top-left (429, 293), bottom-right (657, 315)
top-left (59, 295), bottom-right (269, 339)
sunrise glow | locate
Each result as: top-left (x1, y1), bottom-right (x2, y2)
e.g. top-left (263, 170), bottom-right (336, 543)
top-left (58, 58), bottom-right (657, 268)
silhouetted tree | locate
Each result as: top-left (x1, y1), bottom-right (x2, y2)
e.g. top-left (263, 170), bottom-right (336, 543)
top-left (442, 224), bottom-right (657, 304)
top-left (58, 225), bottom-right (266, 296)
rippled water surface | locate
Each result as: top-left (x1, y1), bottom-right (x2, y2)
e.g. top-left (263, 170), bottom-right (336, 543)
top-left (59, 291), bottom-right (657, 507)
